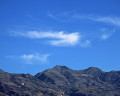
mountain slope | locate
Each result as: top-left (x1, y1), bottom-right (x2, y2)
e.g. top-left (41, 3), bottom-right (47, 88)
top-left (0, 66), bottom-right (120, 96)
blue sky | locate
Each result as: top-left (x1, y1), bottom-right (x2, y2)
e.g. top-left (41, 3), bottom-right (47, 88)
top-left (0, 0), bottom-right (120, 75)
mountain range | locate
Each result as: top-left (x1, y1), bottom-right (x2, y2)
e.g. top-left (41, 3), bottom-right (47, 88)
top-left (0, 65), bottom-right (120, 96)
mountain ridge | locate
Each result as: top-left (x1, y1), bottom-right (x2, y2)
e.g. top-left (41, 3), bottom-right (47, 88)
top-left (0, 65), bottom-right (120, 96)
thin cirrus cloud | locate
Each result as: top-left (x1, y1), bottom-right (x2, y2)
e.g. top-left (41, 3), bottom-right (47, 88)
top-left (20, 53), bottom-right (50, 64)
top-left (6, 53), bottom-right (50, 64)
top-left (80, 40), bottom-right (91, 47)
top-left (73, 14), bottom-right (120, 27)
top-left (74, 14), bottom-right (118, 40)
top-left (10, 31), bottom-right (90, 47)
top-left (48, 12), bottom-right (120, 27)
top-left (48, 13), bottom-right (66, 22)
top-left (100, 33), bottom-right (112, 40)
top-left (89, 16), bottom-right (120, 27)
top-left (99, 28), bottom-right (115, 40)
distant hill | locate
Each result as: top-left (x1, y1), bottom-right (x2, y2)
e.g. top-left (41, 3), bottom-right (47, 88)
top-left (0, 66), bottom-right (120, 96)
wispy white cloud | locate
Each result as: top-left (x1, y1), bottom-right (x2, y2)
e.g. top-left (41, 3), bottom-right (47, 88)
top-left (89, 16), bottom-right (120, 27)
top-left (21, 54), bottom-right (34, 60)
top-left (80, 40), bottom-right (91, 47)
top-left (48, 12), bottom-right (76, 23)
top-left (73, 15), bottom-right (120, 26)
top-left (10, 31), bottom-right (82, 46)
top-left (75, 15), bottom-right (120, 27)
top-left (20, 53), bottom-right (50, 64)
top-left (48, 13), bottom-right (66, 22)
top-left (48, 12), bottom-right (120, 27)
top-left (100, 33), bottom-right (112, 40)
top-left (99, 28), bottom-right (115, 40)
top-left (7, 53), bottom-right (50, 64)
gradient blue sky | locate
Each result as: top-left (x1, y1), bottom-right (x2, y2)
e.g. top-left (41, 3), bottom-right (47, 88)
top-left (0, 0), bottom-right (120, 75)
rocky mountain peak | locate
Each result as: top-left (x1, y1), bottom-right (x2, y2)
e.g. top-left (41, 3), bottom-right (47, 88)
top-left (85, 67), bottom-right (103, 76)
top-left (53, 65), bottom-right (70, 71)
top-left (86, 67), bottom-right (102, 71)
